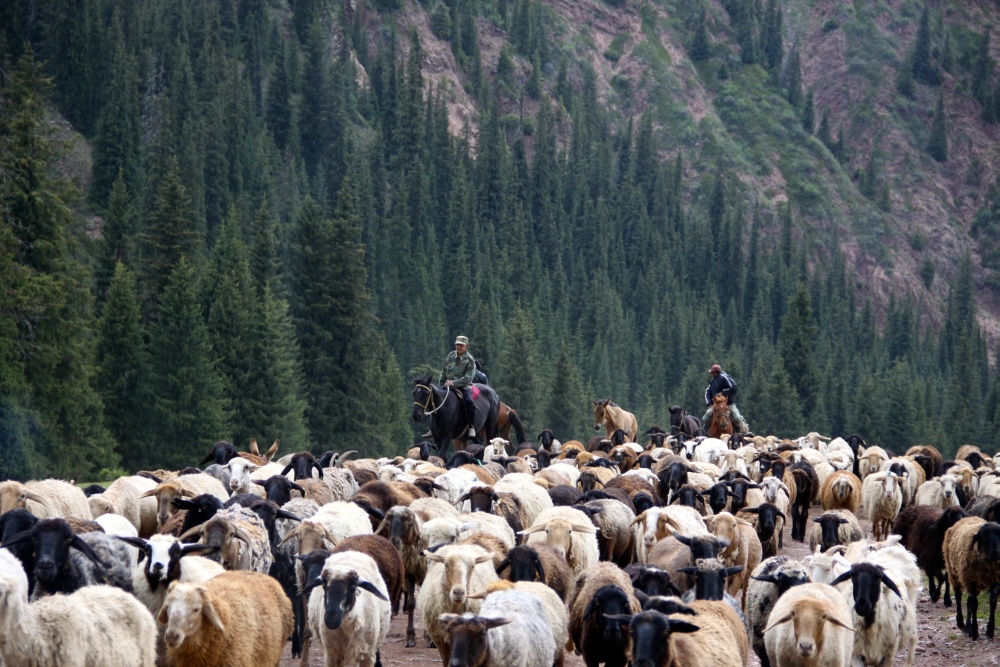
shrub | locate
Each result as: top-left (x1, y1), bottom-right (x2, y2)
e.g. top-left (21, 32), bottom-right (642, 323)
top-left (604, 34), bottom-right (628, 62)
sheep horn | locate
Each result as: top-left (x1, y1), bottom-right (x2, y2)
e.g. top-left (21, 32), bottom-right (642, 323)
top-left (276, 510), bottom-right (301, 522)
top-left (22, 490), bottom-right (49, 505)
top-left (178, 525), bottom-right (205, 542)
top-left (231, 526), bottom-right (254, 545)
top-left (335, 451), bottom-right (358, 467)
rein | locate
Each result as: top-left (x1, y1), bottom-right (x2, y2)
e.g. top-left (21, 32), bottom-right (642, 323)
top-left (414, 384), bottom-right (446, 416)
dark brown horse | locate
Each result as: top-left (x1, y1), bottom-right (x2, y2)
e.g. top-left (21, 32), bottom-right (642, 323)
top-left (496, 403), bottom-right (527, 445)
top-left (707, 393), bottom-right (734, 439)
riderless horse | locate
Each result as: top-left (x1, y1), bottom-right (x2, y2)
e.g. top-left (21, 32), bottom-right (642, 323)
top-left (412, 376), bottom-right (500, 457)
top-left (593, 399), bottom-right (638, 442)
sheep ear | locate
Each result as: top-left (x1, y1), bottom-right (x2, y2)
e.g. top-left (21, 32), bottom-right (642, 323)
top-left (157, 603), bottom-right (170, 625)
top-left (290, 482), bottom-right (306, 495)
top-left (519, 523), bottom-right (548, 536)
top-left (571, 522), bottom-right (598, 534)
top-left (474, 554), bottom-right (493, 565)
top-left (811, 517), bottom-right (823, 523)
top-left (496, 558), bottom-right (509, 574)
top-left (374, 517), bottom-right (388, 535)
top-left (583, 597), bottom-right (601, 620)
top-left (357, 580), bottom-right (389, 601)
top-left (279, 463), bottom-right (294, 478)
top-left (313, 462), bottom-right (324, 479)
top-left (603, 613), bottom-right (634, 623)
top-left (482, 617), bottom-right (513, 629)
top-left (321, 527), bottom-right (340, 547)
top-left (252, 479), bottom-right (268, 487)
top-left (763, 612), bottom-right (794, 634)
top-left (629, 512), bottom-right (646, 527)
top-left (424, 551), bottom-right (446, 563)
top-left (139, 489), bottom-right (159, 499)
top-left (249, 438), bottom-right (260, 455)
top-left (880, 572), bottom-right (903, 598)
top-left (740, 507), bottom-right (760, 514)
top-left (825, 613), bottom-right (854, 630)
top-left (231, 526), bottom-right (254, 545)
top-left (116, 535), bottom-right (148, 551)
top-left (456, 492), bottom-right (471, 504)
top-left (668, 619), bottom-right (701, 634)
top-left (534, 556), bottom-right (546, 584)
top-left (676, 566), bottom-right (698, 575)
top-left (202, 597), bottom-right (226, 632)
top-left (302, 576), bottom-right (324, 594)
top-left (723, 565), bottom-right (745, 578)
top-left (673, 533), bottom-right (693, 547)
top-left (200, 453), bottom-right (215, 465)
top-left (71, 535), bottom-right (110, 569)
top-left (276, 510), bottom-right (301, 522)
top-left (752, 574), bottom-right (777, 584)
top-left (180, 544), bottom-right (218, 557)
top-left (830, 570), bottom-right (853, 588)
top-left (180, 488), bottom-right (197, 498)
top-left (277, 524), bottom-right (301, 546)
top-left (466, 590), bottom-right (487, 600)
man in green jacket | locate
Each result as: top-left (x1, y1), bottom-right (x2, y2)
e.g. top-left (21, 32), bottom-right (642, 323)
top-left (440, 335), bottom-right (478, 437)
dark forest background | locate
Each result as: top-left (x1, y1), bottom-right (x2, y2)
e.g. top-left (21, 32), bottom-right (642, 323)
top-left (1, 0), bottom-right (998, 481)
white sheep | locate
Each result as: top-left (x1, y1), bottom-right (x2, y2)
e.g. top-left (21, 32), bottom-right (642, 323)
top-left (803, 545), bottom-right (851, 585)
top-left (468, 579), bottom-right (569, 667)
top-left (764, 582), bottom-right (855, 667)
top-left (88, 475), bottom-right (157, 537)
top-left (915, 474), bottom-right (961, 509)
top-left (861, 471), bottom-right (902, 541)
top-left (126, 534), bottom-right (225, 619)
top-left (0, 479), bottom-right (91, 519)
top-left (632, 505), bottom-right (708, 562)
top-left (304, 551), bottom-right (391, 667)
top-left (432, 467), bottom-right (482, 506)
top-left (857, 445), bottom-right (889, 480)
top-left (182, 505), bottom-right (272, 573)
top-left (441, 589), bottom-right (557, 667)
top-left (226, 458), bottom-right (285, 496)
top-left (317, 467), bottom-right (360, 501)
top-left (831, 562), bottom-right (917, 667)
top-left (418, 544), bottom-right (499, 665)
top-left (520, 506), bottom-right (600, 579)
top-left (0, 574), bottom-right (156, 667)
top-left (423, 512), bottom-right (516, 552)
top-left (533, 462), bottom-right (581, 488)
top-left (493, 473), bottom-right (553, 527)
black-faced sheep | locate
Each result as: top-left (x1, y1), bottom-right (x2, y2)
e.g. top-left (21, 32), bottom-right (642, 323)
top-left (567, 562), bottom-right (642, 667)
top-left (830, 561), bottom-right (917, 665)
top-left (892, 504), bottom-right (966, 605)
top-left (442, 588), bottom-right (558, 667)
top-left (808, 510), bottom-right (863, 553)
top-left (746, 556), bottom-right (812, 667)
top-left (943, 517), bottom-right (1000, 639)
top-left (497, 543), bottom-right (571, 600)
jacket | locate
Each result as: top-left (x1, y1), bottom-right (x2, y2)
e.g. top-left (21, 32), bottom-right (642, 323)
top-left (440, 350), bottom-right (477, 389)
top-left (705, 371), bottom-right (738, 406)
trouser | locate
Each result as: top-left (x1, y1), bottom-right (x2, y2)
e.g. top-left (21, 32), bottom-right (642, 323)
top-left (461, 388), bottom-right (477, 430)
top-left (703, 403), bottom-right (748, 433)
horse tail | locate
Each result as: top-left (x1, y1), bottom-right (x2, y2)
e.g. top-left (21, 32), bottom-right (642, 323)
top-left (507, 409), bottom-right (527, 445)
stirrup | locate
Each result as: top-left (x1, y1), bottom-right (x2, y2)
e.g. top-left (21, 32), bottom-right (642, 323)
top-left (468, 427), bottom-right (476, 437)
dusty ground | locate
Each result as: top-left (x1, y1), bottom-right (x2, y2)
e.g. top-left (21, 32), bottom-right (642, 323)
top-left (280, 504), bottom-right (1000, 667)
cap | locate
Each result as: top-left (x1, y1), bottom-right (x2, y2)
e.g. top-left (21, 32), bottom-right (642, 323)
top-left (455, 335), bottom-right (469, 346)
top-left (708, 364), bottom-right (722, 374)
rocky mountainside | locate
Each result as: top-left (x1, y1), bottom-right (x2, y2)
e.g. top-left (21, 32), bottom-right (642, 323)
top-left (363, 0), bottom-right (1000, 337)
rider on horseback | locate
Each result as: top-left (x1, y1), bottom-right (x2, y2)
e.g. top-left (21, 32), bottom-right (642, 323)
top-left (702, 364), bottom-right (750, 433)
top-left (441, 335), bottom-right (478, 438)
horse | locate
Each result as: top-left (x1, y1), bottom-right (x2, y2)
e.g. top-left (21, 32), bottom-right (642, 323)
top-left (668, 405), bottom-right (701, 439)
top-left (496, 402), bottom-right (527, 445)
top-left (412, 376), bottom-right (500, 457)
top-left (706, 393), bottom-right (734, 439)
top-left (592, 399), bottom-right (638, 442)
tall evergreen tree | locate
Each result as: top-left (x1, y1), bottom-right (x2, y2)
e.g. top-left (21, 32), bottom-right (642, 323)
top-left (928, 92), bottom-right (948, 163)
top-left (911, 4), bottom-right (940, 86)
top-left (545, 344), bottom-right (587, 439)
top-left (690, 11), bottom-right (711, 62)
top-left (96, 170), bottom-right (136, 299)
top-left (802, 89), bottom-right (815, 133)
top-left (778, 284), bottom-right (820, 417)
top-left (497, 304), bottom-right (540, 430)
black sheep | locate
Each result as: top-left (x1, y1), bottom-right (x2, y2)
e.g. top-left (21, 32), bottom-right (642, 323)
top-left (892, 504), bottom-right (966, 604)
top-left (253, 475), bottom-right (306, 505)
top-left (280, 451), bottom-right (324, 481)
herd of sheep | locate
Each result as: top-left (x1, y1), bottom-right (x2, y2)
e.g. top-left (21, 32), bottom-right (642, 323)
top-left (1, 429), bottom-right (1000, 667)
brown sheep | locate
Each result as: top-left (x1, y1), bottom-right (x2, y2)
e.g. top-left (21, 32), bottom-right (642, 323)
top-left (567, 562), bottom-right (642, 663)
top-left (158, 570), bottom-right (293, 667)
top-left (943, 517), bottom-right (1000, 639)
top-left (497, 544), bottom-right (572, 600)
top-left (905, 445), bottom-right (943, 480)
top-left (460, 463), bottom-right (501, 485)
top-left (296, 478), bottom-right (335, 505)
top-left (605, 474), bottom-right (660, 505)
top-left (330, 534), bottom-right (405, 614)
top-left (820, 470), bottom-right (862, 515)
top-left (707, 511), bottom-right (761, 607)
top-left (458, 532), bottom-right (509, 570)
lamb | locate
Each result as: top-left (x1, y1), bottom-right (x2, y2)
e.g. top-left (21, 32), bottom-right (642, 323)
top-left (914, 474), bottom-right (961, 509)
top-left (441, 590), bottom-right (557, 667)
top-left (302, 550), bottom-right (391, 667)
top-left (612, 599), bottom-right (748, 667)
top-left (861, 471), bottom-right (903, 541)
top-left (831, 562), bottom-right (917, 666)
top-left (820, 470), bottom-right (863, 515)
top-left (0, 479), bottom-right (91, 519)
top-left (158, 570), bottom-right (293, 667)
top-left (520, 505), bottom-right (599, 579)
top-left (87, 475), bottom-right (158, 537)
top-left (746, 556), bottom-right (812, 667)
top-left (808, 510), bottom-right (864, 552)
top-left (706, 511), bottom-right (761, 606)
top-left (943, 516), bottom-right (1000, 639)
top-left (0, 573), bottom-right (156, 667)
top-left (891, 505), bottom-right (965, 605)
top-left (763, 582), bottom-right (855, 667)
top-left (181, 505), bottom-right (272, 573)
top-left (567, 561), bottom-right (642, 666)
top-left (417, 544), bottom-right (498, 665)
top-left (2, 518), bottom-right (133, 599)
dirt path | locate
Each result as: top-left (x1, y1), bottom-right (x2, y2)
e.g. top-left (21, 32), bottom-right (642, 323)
top-left (281, 505), bottom-right (999, 667)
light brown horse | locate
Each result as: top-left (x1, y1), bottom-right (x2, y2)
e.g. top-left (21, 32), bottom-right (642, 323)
top-left (592, 399), bottom-right (638, 442)
top-left (496, 402), bottom-right (526, 444)
top-left (707, 393), bottom-right (734, 439)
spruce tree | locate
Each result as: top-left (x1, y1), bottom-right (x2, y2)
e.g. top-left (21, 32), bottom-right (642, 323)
top-left (896, 55), bottom-right (915, 99)
top-left (778, 284), bottom-right (820, 418)
top-left (972, 29), bottom-right (993, 106)
top-left (801, 89), bottom-right (815, 133)
top-left (753, 363), bottom-right (805, 436)
top-left (96, 170), bottom-right (135, 300)
top-left (690, 11), bottom-right (711, 62)
top-left (148, 257), bottom-right (230, 469)
top-left (928, 92), bottom-right (948, 163)
top-left (911, 5), bottom-right (940, 86)
top-left (497, 304), bottom-right (540, 430)
top-left (817, 110), bottom-right (833, 148)
top-left (785, 48), bottom-right (803, 108)
top-left (545, 345), bottom-right (588, 439)
top-left (96, 263), bottom-right (151, 471)
top-left (762, 0), bottom-right (783, 72)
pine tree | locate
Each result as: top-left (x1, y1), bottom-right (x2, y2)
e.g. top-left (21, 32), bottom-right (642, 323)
top-left (361, 331), bottom-right (411, 456)
top-left (817, 109), bottom-right (833, 148)
top-left (249, 199), bottom-right (283, 295)
top-left (928, 92), bottom-right (948, 163)
top-left (690, 11), bottom-right (711, 62)
top-left (785, 48), bottom-right (803, 108)
top-left (752, 363), bottom-right (805, 436)
top-left (896, 55), bottom-right (915, 99)
top-left (545, 344), bottom-right (588, 439)
top-left (972, 29), bottom-right (993, 106)
top-left (778, 284), bottom-right (820, 417)
top-left (497, 304), bottom-right (540, 431)
top-left (96, 170), bottom-right (135, 300)
top-left (96, 263), bottom-right (151, 471)
top-left (912, 4), bottom-right (940, 86)
top-left (802, 88), bottom-right (815, 133)
top-left (90, 30), bottom-right (141, 206)
top-left (762, 0), bottom-right (783, 72)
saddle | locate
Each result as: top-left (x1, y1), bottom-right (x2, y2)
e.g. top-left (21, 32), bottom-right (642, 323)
top-left (449, 385), bottom-right (481, 401)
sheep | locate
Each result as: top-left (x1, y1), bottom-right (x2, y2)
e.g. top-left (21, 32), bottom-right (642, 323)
top-left (863, 544), bottom-right (922, 610)
top-left (0, 573), bottom-right (156, 667)
top-left (861, 470), bottom-right (902, 541)
top-left (646, 533), bottom-right (730, 595)
top-left (632, 505), bottom-right (708, 560)
top-left (225, 458), bottom-right (283, 497)
top-left (788, 463), bottom-right (818, 542)
top-left (441, 590), bottom-right (557, 667)
top-left (251, 474), bottom-right (305, 505)
top-left (158, 570), bottom-right (292, 667)
top-left (118, 534), bottom-right (222, 619)
top-left (611, 599), bottom-right (748, 667)
top-left (467, 579), bottom-right (569, 666)
top-left (820, 470), bottom-right (862, 515)
top-left (181, 505), bottom-right (272, 574)
top-left (943, 516), bottom-right (1000, 639)
top-left (576, 498), bottom-right (636, 566)
top-left (967, 494), bottom-right (1000, 520)
top-left (547, 483), bottom-right (583, 506)
top-left (520, 505), bottom-right (599, 579)
top-left (423, 512), bottom-right (517, 552)
top-left (808, 510), bottom-right (864, 553)
top-left (857, 445), bottom-right (889, 480)
top-left (567, 561), bottom-right (642, 666)
top-left (706, 511), bottom-right (760, 606)
top-left (0, 479), bottom-right (91, 520)
top-left (2, 518), bottom-right (133, 599)
top-left (497, 543), bottom-right (571, 600)
top-left (905, 445), bottom-right (943, 480)
top-left (763, 582), bottom-right (855, 667)
top-left (280, 501), bottom-right (373, 557)
top-left (140, 476), bottom-right (228, 527)
top-left (914, 473), bottom-right (961, 509)
top-left (956, 444), bottom-right (994, 470)
top-left (201, 438), bottom-right (279, 466)
top-left (737, 502), bottom-right (785, 560)
top-left (535, 462), bottom-right (581, 489)
top-left (315, 467), bottom-right (359, 502)
top-left (881, 457), bottom-right (925, 507)
top-left (433, 467), bottom-right (482, 505)
top-left (746, 556), bottom-right (812, 667)
top-left (87, 475), bottom-right (157, 537)
top-left (301, 550), bottom-right (391, 667)
top-left (417, 544), bottom-right (498, 665)
top-left (830, 561), bottom-right (917, 666)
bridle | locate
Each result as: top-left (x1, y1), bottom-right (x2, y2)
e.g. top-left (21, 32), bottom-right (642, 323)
top-left (414, 384), bottom-right (445, 415)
